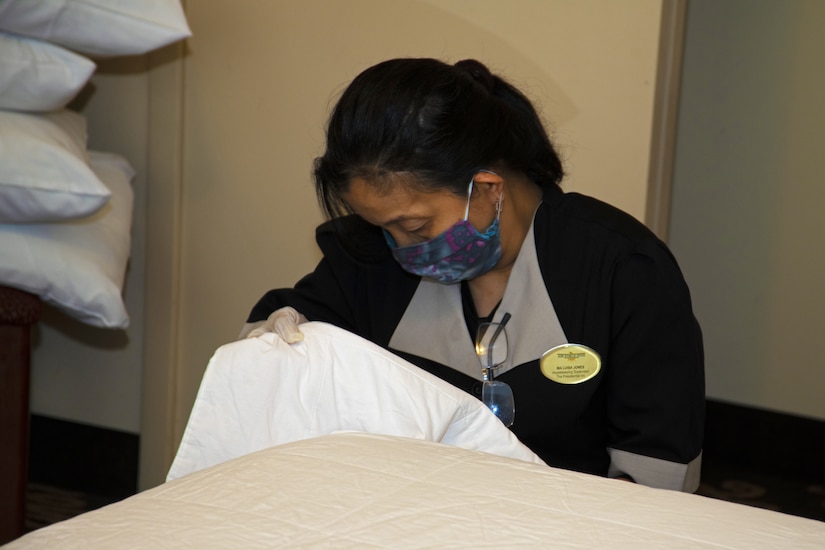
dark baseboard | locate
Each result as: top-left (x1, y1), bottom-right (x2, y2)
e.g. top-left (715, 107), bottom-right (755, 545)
top-left (28, 415), bottom-right (138, 500)
top-left (703, 398), bottom-right (825, 482)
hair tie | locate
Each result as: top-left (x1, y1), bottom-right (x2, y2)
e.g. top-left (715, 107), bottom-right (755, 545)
top-left (455, 59), bottom-right (495, 92)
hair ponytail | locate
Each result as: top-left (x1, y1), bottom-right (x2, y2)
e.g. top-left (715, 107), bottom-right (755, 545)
top-left (454, 59), bottom-right (496, 93)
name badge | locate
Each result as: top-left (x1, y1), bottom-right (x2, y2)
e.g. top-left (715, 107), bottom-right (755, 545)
top-left (540, 344), bottom-right (601, 384)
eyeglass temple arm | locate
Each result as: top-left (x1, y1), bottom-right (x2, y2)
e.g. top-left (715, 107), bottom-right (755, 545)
top-left (486, 312), bottom-right (512, 373)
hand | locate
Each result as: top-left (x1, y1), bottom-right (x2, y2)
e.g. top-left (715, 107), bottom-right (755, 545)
top-left (238, 306), bottom-right (307, 343)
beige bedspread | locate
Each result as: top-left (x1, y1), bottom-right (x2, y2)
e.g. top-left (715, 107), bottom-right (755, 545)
top-left (8, 432), bottom-right (825, 549)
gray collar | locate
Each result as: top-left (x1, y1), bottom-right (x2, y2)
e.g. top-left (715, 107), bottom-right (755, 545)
top-left (389, 216), bottom-right (567, 380)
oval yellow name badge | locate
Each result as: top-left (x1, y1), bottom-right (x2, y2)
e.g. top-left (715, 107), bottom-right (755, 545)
top-left (540, 344), bottom-right (601, 384)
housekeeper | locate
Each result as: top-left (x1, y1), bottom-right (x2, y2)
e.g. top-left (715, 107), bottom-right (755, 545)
top-left (240, 58), bottom-right (705, 492)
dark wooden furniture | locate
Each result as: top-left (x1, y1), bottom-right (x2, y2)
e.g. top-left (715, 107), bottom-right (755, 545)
top-left (0, 286), bottom-right (41, 544)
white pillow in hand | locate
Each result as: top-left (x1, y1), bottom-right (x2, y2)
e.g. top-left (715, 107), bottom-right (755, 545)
top-left (168, 322), bottom-right (543, 480)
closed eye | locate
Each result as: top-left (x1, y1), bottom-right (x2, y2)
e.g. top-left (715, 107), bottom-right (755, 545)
top-left (387, 220), bottom-right (431, 246)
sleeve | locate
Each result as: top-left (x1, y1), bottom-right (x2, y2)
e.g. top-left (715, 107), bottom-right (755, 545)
top-left (247, 252), bottom-right (357, 329)
top-left (246, 218), bottom-right (419, 345)
top-left (604, 240), bottom-right (705, 492)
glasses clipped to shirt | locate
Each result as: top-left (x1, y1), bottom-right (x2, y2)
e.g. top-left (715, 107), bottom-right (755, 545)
top-left (475, 312), bottom-right (515, 427)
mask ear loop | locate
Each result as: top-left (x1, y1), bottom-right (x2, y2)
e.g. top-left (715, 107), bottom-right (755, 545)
top-left (465, 170), bottom-right (502, 221)
top-left (463, 177), bottom-right (475, 220)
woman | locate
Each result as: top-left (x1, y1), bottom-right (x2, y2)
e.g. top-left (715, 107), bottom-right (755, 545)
top-left (240, 58), bottom-right (705, 491)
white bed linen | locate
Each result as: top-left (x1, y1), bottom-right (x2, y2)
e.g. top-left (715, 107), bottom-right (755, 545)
top-left (168, 322), bottom-right (542, 480)
top-left (8, 432), bottom-right (825, 549)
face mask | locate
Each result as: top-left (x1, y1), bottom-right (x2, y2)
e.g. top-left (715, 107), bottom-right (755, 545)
top-left (383, 177), bottom-right (502, 284)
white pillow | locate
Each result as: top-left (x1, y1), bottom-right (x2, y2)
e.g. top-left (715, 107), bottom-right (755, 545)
top-left (0, 0), bottom-right (191, 57)
top-left (0, 151), bottom-right (134, 328)
top-left (0, 109), bottom-right (111, 222)
top-left (168, 322), bottom-right (544, 480)
top-left (0, 31), bottom-right (96, 112)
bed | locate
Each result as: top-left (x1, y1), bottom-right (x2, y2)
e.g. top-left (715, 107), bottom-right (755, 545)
top-left (0, 1), bottom-right (190, 542)
top-left (8, 432), bottom-right (825, 549)
top-left (7, 322), bottom-right (825, 548)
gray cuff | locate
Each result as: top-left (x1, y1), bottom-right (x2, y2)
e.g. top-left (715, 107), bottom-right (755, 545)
top-left (608, 448), bottom-right (702, 492)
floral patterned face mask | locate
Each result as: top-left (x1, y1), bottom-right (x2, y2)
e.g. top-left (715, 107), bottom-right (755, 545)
top-left (383, 176), bottom-right (502, 284)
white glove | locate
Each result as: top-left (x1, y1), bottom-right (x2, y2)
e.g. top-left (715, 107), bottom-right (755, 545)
top-left (238, 306), bottom-right (307, 343)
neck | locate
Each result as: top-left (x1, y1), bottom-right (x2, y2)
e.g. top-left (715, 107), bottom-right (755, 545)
top-left (467, 174), bottom-right (543, 316)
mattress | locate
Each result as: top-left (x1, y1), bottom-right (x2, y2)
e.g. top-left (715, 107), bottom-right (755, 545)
top-left (8, 432), bottom-right (825, 549)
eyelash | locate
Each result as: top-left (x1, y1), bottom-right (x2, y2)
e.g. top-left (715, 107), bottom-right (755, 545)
top-left (389, 222), bottom-right (429, 245)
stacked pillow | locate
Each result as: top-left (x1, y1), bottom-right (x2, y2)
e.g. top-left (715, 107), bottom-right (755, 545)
top-left (0, 0), bottom-right (191, 328)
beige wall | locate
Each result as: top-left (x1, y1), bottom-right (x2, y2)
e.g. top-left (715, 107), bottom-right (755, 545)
top-left (29, 0), bottom-right (825, 494)
top-left (25, 1), bottom-right (680, 489)
top-left (669, 0), bottom-right (825, 420)
top-left (171, 0), bottom-right (670, 462)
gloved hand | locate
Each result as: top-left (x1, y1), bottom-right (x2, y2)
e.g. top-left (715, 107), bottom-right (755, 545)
top-left (238, 306), bottom-right (307, 343)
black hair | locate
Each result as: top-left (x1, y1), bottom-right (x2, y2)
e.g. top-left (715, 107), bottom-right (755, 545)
top-left (313, 58), bottom-right (564, 221)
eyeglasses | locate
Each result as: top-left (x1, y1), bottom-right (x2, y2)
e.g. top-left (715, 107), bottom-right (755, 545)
top-left (475, 313), bottom-right (515, 427)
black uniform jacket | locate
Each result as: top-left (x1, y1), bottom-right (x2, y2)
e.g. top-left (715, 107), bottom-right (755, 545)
top-left (248, 185), bottom-right (705, 490)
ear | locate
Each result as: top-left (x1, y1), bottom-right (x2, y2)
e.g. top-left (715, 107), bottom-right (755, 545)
top-left (472, 170), bottom-right (505, 204)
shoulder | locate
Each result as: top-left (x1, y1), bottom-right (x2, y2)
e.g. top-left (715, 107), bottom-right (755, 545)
top-left (315, 215), bottom-right (393, 264)
top-left (536, 187), bottom-right (667, 258)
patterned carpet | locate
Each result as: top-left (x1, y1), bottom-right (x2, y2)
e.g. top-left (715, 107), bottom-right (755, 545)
top-left (696, 462), bottom-right (825, 523)
top-left (25, 483), bottom-right (119, 533)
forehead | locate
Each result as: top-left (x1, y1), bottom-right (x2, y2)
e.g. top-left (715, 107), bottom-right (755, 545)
top-left (343, 177), bottom-right (463, 226)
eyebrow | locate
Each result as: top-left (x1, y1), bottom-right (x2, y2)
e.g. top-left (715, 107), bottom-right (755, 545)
top-left (371, 213), bottom-right (427, 228)
top-left (384, 214), bottom-right (422, 225)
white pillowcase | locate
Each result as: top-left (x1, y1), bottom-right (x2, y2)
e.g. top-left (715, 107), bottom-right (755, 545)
top-left (0, 151), bottom-right (134, 328)
top-left (0, 31), bottom-right (96, 112)
top-left (0, 109), bottom-right (111, 223)
top-left (0, 0), bottom-right (191, 57)
top-left (168, 322), bottom-right (544, 480)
